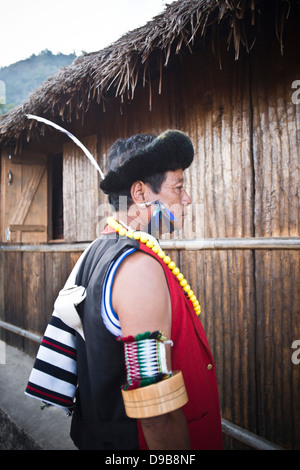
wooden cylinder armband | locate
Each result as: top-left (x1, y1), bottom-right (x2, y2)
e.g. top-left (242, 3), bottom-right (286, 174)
top-left (121, 371), bottom-right (188, 418)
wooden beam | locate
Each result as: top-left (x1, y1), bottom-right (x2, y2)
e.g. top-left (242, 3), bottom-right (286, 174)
top-left (9, 225), bottom-right (45, 232)
top-left (1, 237), bottom-right (300, 252)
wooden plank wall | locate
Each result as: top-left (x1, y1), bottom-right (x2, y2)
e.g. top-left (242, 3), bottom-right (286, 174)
top-left (63, 135), bottom-right (100, 242)
top-left (178, 51), bottom-right (259, 448)
top-left (0, 249), bottom-right (81, 356)
top-left (250, 29), bottom-right (300, 449)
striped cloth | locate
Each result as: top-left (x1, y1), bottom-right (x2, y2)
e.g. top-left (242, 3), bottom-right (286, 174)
top-left (24, 241), bottom-right (136, 412)
top-left (25, 314), bottom-right (77, 412)
top-left (118, 331), bottom-right (173, 390)
top-left (24, 238), bottom-right (99, 412)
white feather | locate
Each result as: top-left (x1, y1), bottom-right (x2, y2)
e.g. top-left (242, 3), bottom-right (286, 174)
top-left (26, 114), bottom-right (105, 179)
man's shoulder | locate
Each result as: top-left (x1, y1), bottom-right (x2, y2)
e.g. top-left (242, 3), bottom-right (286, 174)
top-left (120, 248), bottom-right (164, 275)
top-left (112, 248), bottom-right (168, 297)
top-left (112, 248), bottom-right (171, 336)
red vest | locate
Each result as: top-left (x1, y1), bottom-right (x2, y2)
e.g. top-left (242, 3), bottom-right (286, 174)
top-left (137, 243), bottom-right (223, 450)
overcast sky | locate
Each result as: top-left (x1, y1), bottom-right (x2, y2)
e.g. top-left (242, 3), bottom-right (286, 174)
top-left (0, 0), bottom-right (169, 68)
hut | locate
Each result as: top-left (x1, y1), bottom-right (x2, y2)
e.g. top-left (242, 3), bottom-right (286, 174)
top-left (0, 0), bottom-right (299, 450)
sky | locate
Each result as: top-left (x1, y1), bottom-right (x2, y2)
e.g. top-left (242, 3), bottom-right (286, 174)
top-left (0, 0), bottom-right (169, 68)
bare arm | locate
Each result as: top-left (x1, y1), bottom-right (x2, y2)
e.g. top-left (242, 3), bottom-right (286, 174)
top-left (141, 408), bottom-right (190, 450)
top-left (112, 251), bottom-right (190, 450)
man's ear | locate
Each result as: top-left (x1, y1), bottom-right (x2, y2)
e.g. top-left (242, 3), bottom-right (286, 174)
top-left (130, 181), bottom-right (147, 206)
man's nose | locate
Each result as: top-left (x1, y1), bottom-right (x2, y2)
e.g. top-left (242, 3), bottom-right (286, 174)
top-left (182, 189), bottom-right (192, 205)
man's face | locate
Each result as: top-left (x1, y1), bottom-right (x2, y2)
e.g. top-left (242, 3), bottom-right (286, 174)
top-left (145, 169), bottom-right (192, 232)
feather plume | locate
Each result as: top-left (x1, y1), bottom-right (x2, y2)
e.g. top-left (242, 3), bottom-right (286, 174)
top-left (26, 114), bottom-right (104, 179)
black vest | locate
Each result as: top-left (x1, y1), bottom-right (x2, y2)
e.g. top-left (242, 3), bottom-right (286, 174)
top-left (70, 233), bottom-right (140, 450)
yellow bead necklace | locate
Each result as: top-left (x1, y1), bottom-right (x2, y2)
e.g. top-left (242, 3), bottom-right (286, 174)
top-left (106, 216), bottom-right (201, 316)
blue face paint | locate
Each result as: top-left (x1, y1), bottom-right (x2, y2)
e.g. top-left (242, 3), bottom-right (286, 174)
top-left (147, 201), bottom-right (177, 236)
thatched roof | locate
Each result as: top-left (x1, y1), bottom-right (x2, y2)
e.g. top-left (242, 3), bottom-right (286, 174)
top-left (0, 0), bottom-right (294, 149)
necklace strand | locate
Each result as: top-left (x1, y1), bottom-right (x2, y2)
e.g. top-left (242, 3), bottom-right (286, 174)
top-left (106, 217), bottom-right (201, 316)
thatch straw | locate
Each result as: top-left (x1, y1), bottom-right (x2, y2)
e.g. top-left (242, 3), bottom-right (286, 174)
top-left (0, 0), bottom-right (292, 149)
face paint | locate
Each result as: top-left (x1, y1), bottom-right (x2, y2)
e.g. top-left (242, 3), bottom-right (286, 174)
top-left (147, 200), bottom-right (177, 237)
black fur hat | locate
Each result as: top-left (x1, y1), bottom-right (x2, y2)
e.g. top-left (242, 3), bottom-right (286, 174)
top-left (100, 129), bottom-right (194, 194)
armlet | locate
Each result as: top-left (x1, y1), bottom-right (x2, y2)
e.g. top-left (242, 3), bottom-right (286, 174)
top-left (118, 331), bottom-right (188, 418)
top-left (122, 370), bottom-right (188, 418)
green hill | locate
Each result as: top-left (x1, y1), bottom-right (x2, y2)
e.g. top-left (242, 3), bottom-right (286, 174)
top-left (0, 50), bottom-right (78, 115)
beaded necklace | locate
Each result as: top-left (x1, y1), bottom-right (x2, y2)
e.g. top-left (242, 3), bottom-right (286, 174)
top-left (106, 216), bottom-right (201, 316)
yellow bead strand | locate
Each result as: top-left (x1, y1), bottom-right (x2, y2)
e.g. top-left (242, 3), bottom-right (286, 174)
top-left (107, 217), bottom-right (201, 316)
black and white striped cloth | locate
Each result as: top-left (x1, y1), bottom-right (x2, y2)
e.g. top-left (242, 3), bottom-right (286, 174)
top-left (24, 239), bottom-right (137, 412)
top-left (25, 313), bottom-right (77, 412)
top-left (24, 239), bottom-right (99, 412)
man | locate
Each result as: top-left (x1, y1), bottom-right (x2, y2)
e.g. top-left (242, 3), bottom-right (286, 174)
top-left (69, 130), bottom-right (223, 450)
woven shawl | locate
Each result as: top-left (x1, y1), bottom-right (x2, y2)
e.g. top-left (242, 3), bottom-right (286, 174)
top-left (25, 239), bottom-right (98, 412)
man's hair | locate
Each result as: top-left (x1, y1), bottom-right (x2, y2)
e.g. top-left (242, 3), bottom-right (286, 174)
top-left (105, 134), bottom-right (167, 210)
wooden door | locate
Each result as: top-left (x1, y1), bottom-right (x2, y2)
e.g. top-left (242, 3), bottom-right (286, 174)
top-left (0, 149), bottom-right (48, 243)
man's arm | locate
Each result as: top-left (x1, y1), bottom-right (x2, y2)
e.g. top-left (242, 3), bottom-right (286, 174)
top-left (141, 409), bottom-right (190, 450)
top-left (112, 250), bottom-right (190, 450)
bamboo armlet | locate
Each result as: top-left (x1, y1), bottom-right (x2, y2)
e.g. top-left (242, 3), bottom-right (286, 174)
top-left (122, 371), bottom-right (188, 418)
